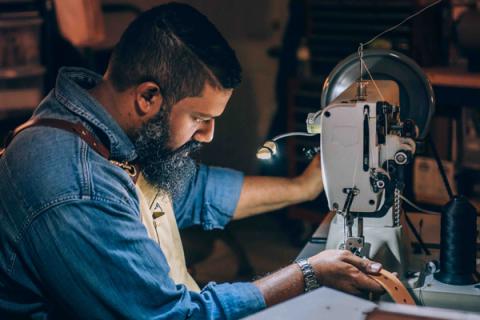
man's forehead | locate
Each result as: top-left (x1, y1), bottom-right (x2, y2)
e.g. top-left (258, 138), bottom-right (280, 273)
top-left (175, 84), bottom-right (232, 116)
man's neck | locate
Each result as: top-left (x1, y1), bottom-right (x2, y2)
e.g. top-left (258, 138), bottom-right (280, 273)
top-left (87, 80), bottom-right (132, 135)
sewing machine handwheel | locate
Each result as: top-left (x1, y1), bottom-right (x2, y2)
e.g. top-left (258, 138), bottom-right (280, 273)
top-left (321, 49), bottom-right (435, 140)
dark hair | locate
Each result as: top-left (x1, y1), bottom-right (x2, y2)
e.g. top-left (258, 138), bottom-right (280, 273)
top-left (108, 2), bottom-right (241, 105)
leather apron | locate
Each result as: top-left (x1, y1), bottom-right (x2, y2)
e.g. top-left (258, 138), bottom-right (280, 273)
top-left (136, 175), bottom-right (200, 292)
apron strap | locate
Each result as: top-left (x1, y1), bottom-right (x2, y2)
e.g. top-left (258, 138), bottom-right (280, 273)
top-left (0, 117), bottom-right (139, 183)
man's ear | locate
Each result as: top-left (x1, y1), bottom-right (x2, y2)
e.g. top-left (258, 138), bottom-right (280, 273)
top-left (135, 82), bottom-right (163, 116)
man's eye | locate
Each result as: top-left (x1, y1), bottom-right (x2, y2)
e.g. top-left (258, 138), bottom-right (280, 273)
top-left (194, 117), bottom-right (210, 123)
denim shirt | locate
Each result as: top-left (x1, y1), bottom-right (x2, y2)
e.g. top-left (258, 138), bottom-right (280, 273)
top-left (0, 67), bottom-right (266, 319)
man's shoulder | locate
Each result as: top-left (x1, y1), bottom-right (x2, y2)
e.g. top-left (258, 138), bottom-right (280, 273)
top-left (1, 125), bottom-right (137, 218)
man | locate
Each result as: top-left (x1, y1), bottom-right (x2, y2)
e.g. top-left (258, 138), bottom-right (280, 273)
top-left (0, 3), bottom-right (384, 319)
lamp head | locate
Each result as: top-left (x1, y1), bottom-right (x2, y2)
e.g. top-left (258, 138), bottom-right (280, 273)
top-left (256, 141), bottom-right (278, 160)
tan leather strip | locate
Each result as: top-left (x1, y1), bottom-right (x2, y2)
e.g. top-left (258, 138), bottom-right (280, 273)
top-left (369, 269), bottom-right (416, 305)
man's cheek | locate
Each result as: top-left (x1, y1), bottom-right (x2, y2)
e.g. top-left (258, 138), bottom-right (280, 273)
top-left (168, 134), bottom-right (191, 152)
top-left (164, 132), bottom-right (179, 150)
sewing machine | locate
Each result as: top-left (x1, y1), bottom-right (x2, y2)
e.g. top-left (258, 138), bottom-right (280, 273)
top-left (317, 50), bottom-right (428, 276)
top-left (317, 79), bottom-right (416, 275)
top-left (257, 48), bottom-right (479, 312)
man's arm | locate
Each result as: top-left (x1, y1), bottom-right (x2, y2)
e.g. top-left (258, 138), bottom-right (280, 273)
top-left (173, 155), bottom-right (320, 229)
top-left (254, 249), bottom-right (384, 306)
top-left (23, 200), bottom-right (265, 319)
top-left (233, 155), bottom-right (323, 220)
top-left (24, 191), bottom-right (384, 318)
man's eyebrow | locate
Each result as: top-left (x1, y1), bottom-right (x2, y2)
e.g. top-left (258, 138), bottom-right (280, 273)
top-left (192, 111), bottom-right (217, 118)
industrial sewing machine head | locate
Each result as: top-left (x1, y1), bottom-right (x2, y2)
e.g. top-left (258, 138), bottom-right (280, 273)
top-left (316, 81), bottom-right (417, 256)
top-left (258, 49), bottom-right (435, 273)
top-left (313, 49), bottom-right (434, 271)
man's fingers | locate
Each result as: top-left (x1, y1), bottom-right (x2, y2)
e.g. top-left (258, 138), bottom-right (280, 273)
top-left (341, 252), bottom-right (382, 275)
top-left (354, 272), bottom-right (385, 294)
top-left (366, 262), bottom-right (382, 274)
top-left (343, 286), bottom-right (362, 296)
top-left (337, 252), bottom-right (385, 293)
top-left (306, 154), bottom-right (321, 172)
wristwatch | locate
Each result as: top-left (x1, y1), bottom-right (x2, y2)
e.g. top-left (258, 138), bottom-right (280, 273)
top-left (295, 258), bottom-right (320, 292)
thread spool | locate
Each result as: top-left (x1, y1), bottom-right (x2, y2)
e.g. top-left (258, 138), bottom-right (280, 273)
top-left (434, 196), bottom-right (479, 285)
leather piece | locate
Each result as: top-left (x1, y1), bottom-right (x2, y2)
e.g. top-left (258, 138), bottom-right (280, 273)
top-left (369, 269), bottom-right (416, 305)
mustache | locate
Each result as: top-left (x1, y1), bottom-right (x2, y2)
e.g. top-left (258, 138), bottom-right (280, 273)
top-left (166, 140), bottom-right (203, 158)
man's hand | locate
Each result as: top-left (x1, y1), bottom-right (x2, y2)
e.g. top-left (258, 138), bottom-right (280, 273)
top-left (293, 154), bottom-right (323, 201)
top-left (254, 249), bottom-right (384, 307)
top-left (309, 249), bottom-right (384, 295)
top-left (234, 154), bottom-right (323, 219)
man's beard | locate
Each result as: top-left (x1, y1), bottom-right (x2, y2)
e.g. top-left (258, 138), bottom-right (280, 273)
top-left (131, 107), bottom-right (202, 199)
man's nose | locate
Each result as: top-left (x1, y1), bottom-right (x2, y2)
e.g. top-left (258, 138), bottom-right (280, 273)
top-left (193, 119), bottom-right (215, 143)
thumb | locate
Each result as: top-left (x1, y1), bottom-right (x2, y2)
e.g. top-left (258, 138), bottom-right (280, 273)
top-left (344, 254), bottom-right (382, 274)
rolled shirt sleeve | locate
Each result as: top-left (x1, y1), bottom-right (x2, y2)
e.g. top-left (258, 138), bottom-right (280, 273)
top-left (174, 164), bottom-right (244, 230)
top-left (20, 199), bottom-right (265, 319)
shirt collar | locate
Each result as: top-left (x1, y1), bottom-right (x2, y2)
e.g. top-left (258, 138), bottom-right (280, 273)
top-left (54, 67), bottom-right (137, 162)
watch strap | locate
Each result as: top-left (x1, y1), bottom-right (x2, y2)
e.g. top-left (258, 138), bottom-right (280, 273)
top-left (295, 258), bottom-right (320, 292)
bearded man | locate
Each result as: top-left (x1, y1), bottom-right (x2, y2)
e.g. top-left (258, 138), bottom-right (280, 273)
top-left (0, 3), bottom-right (384, 319)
